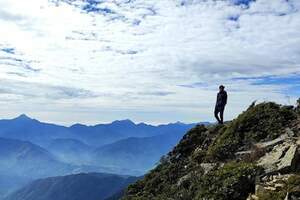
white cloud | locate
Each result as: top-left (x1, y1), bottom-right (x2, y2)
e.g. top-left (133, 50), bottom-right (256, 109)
top-left (0, 0), bottom-right (299, 125)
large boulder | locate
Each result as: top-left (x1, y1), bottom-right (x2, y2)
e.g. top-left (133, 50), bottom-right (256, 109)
top-left (257, 137), bottom-right (299, 174)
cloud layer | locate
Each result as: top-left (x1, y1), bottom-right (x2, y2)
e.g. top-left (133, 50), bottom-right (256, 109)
top-left (0, 0), bottom-right (299, 125)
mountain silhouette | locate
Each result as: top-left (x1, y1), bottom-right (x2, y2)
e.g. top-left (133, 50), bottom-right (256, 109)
top-left (4, 173), bottom-right (139, 200)
top-left (0, 137), bottom-right (64, 177)
top-left (0, 115), bottom-right (203, 199)
top-left (0, 137), bottom-right (79, 198)
top-left (93, 130), bottom-right (190, 173)
top-left (47, 138), bottom-right (93, 164)
top-left (0, 115), bottom-right (198, 147)
top-left (0, 115), bottom-right (71, 146)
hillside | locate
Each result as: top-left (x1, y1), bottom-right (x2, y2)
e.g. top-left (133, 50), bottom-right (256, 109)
top-left (0, 137), bottom-right (78, 199)
top-left (0, 175), bottom-right (30, 200)
top-left (0, 137), bottom-right (73, 178)
top-left (123, 101), bottom-right (300, 200)
top-left (4, 173), bottom-right (139, 200)
top-left (93, 130), bottom-right (188, 173)
top-left (47, 138), bottom-right (93, 164)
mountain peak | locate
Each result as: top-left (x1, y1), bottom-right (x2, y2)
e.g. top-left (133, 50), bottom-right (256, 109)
top-left (70, 123), bottom-right (87, 128)
top-left (111, 119), bottom-right (135, 126)
top-left (15, 114), bottom-right (32, 120)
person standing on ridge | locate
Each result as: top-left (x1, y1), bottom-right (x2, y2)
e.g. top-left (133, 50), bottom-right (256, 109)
top-left (214, 85), bottom-right (227, 124)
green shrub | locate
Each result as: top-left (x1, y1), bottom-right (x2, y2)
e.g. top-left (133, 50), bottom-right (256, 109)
top-left (124, 125), bottom-right (211, 200)
top-left (170, 125), bottom-right (208, 160)
top-left (287, 175), bottom-right (300, 194)
top-left (206, 102), bottom-right (297, 161)
top-left (196, 162), bottom-right (261, 200)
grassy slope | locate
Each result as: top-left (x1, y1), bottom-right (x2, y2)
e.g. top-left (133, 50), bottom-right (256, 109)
top-left (123, 102), bottom-right (298, 200)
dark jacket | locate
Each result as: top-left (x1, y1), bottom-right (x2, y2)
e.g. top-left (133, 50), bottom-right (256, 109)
top-left (216, 90), bottom-right (227, 108)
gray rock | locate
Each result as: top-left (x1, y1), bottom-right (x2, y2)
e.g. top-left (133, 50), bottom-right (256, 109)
top-left (277, 144), bottom-right (298, 172)
top-left (235, 150), bottom-right (253, 156)
top-left (200, 163), bottom-right (217, 174)
top-left (255, 184), bottom-right (265, 194)
top-left (257, 138), bottom-right (299, 174)
top-left (252, 174), bottom-right (300, 200)
top-left (285, 193), bottom-right (289, 200)
top-left (235, 150), bottom-right (254, 161)
top-left (286, 128), bottom-right (296, 137)
top-left (256, 134), bottom-right (288, 149)
top-left (177, 173), bottom-right (192, 187)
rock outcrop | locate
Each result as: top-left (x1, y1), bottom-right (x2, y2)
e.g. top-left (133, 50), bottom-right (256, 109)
top-left (248, 174), bottom-right (300, 200)
top-left (257, 137), bottom-right (299, 174)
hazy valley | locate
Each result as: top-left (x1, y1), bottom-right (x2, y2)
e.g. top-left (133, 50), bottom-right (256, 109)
top-left (0, 114), bottom-right (200, 199)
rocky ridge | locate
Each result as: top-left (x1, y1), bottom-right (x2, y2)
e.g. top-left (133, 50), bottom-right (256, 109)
top-left (123, 100), bottom-right (300, 200)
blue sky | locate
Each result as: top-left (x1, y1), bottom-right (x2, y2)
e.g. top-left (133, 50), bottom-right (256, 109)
top-left (0, 0), bottom-right (299, 125)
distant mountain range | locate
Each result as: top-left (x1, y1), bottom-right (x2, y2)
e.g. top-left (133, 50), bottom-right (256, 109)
top-left (0, 114), bottom-right (202, 147)
top-left (4, 173), bottom-right (139, 200)
top-left (0, 115), bottom-right (72, 147)
top-left (0, 136), bottom-right (141, 199)
top-left (0, 114), bottom-right (203, 174)
top-left (0, 114), bottom-right (208, 199)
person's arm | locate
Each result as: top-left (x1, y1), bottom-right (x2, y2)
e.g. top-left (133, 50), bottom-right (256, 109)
top-left (224, 92), bottom-right (227, 105)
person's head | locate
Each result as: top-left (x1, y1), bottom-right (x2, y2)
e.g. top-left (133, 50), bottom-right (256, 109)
top-left (219, 85), bottom-right (225, 92)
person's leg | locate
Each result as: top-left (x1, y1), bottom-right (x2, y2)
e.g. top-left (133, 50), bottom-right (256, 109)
top-left (220, 107), bottom-right (224, 124)
top-left (214, 108), bottom-right (221, 124)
